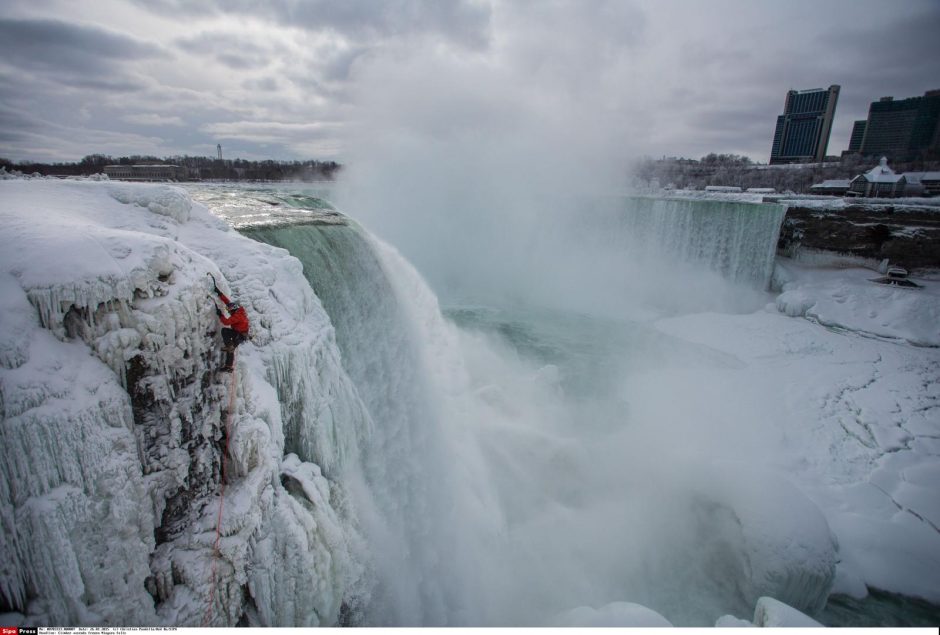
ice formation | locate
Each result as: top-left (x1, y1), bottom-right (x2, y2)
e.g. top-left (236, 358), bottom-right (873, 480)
top-left (714, 596), bottom-right (823, 627)
top-left (1, 180), bottom-right (369, 626)
top-left (553, 601), bottom-right (674, 627)
top-left (561, 196), bottom-right (786, 290)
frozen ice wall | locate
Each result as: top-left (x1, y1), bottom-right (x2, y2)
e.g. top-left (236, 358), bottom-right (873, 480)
top-left (241, 222), bottom-right (469, 625)
top-left (0, 180), bottom-right (370, 627)
top-left (523, 194), bottom-right (787, 317)
top-left (585, 196), bottom-right (786, 289)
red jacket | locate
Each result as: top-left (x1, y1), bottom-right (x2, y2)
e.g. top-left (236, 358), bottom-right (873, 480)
top-left (217, 291), bottom-right (250, 334)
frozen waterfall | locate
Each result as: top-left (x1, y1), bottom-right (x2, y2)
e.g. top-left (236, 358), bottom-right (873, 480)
top-left (2, 181), bottom-right (842, 628)
top-left (236, 197), bottom-right (835, 627)
top-left (589, 196), bottom-right (786, 289)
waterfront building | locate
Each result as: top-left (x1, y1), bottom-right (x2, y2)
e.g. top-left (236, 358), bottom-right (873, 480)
top-left (847, 120), bottom-right (867, 153)
top-left (847, 157), bottom-right (906, 198)
top-left (104, 164), bottom-right (182, 181)
top-left (809, 179), bottom-right (851, 196)
top-left (902, 172), bottom-right (940, 197)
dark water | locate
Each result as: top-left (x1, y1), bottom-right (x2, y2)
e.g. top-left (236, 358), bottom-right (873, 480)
top-left (820, 589), bottom-right (940, 627)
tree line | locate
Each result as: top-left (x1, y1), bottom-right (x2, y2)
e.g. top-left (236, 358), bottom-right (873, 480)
top-left (0, 154), bottom-right (342, 182)
top-left (633, 153), bottom-right (940, 194)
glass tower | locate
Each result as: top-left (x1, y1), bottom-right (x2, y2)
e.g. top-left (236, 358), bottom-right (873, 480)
top-left (769, 85), bottom-right (840, 164)
top-left (856, 90), bottom-right (940, 160)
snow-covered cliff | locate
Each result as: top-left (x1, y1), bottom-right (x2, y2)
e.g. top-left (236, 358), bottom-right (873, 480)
top-left (0, 179), bottom-right (369, 626)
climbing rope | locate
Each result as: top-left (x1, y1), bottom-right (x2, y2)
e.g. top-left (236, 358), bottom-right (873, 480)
top-left (202, 350), bottom-right (238, 627)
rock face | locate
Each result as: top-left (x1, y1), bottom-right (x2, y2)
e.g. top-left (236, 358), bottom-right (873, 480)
top-left (778, 204), bottom-right (940, 272)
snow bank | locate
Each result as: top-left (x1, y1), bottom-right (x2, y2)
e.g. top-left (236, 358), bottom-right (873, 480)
top-left (650, 301), bottom-right (940, 605)
top-left (715, 596), bottom-right (823, 627)
top-left (774, 259), bottom-right (940, 347)
top-left (753, 596), bottom-right (824, 627)
top-left (0, 180), bottom-right (370, 626)
top-left (553, 602), bottom-right (673, 627)
top-left (706, 469), bottom-right (837, 614)
top-left (108, 183), bottom-right (191, 223)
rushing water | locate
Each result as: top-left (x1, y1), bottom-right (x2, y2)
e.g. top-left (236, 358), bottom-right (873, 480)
top-left (189, 183), bottom-right (937, 627)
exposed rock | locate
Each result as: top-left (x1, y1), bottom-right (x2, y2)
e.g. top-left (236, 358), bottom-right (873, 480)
top-left (778, 204), bottom-right (940, 272)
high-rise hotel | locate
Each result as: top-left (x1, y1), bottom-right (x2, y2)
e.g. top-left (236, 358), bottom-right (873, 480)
top-left (769, 85), bottom-right (840, 164)
top-left (847, 90), bottom-right (940, 160)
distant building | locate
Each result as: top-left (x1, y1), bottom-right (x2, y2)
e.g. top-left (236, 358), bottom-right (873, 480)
top-left (104, 164), bottom-right (182, 181)
top-left (847, 120), bottom-right (867, 153)
top-left (902, 172), bottom-right (940, 197)
top-left (847, 157), bottom-right (906, 198)
top-left (769, 85), bottom-right (840, 165)
top-left (850, 90), bottom-right (940, 160)
top-left (809, 179), bottom-right (851, 196)
top-left (704, 185), bottom-right (742, 193)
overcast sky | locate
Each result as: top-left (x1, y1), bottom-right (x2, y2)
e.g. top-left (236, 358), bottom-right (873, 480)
top-left (1, 0), bottom-right (938, 165)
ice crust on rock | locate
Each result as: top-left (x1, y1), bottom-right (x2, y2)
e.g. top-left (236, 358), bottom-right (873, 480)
top-left (752, 596), bottom-right (824, 627)
top-left (0, 180), bottom-right (369, 626)
top-left (0, 274), bottom-right (156, 625)
top-left (715, 596), bottom-right (823, 627)
top-left (714, 614), bottom-right (754, 627)
top-left (699, 468), bottom-right (837, 615)
top-left (108, 184), bottom-right (192, 223)
top-left (553, 601), bottom-right (673, 627)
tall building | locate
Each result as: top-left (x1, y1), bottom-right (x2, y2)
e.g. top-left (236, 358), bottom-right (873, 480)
top-left (769, 85), bottom-right (840, 164)
top-left (852, 90), bottom-right (940, 160)
top-left (847, 120), bottom-right (867, 153)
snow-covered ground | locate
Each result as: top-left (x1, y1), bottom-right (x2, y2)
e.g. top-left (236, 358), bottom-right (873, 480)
top-left (637, 263), bottom-right (940, 606)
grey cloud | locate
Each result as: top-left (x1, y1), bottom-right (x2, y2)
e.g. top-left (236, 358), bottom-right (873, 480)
top-left (321, 47), bottom-right (367, 82)
top-left (135, 0), bottom-right (492, 49)
top-left (244, 77), bottom-right (279, 91)
top-left (214, 53), bottom-right (261, 70)
top-left (0, 104), bottom-right (43, 142)
top-left (0, 18), bottom-right (166, 75)
top-left (175, 32), bottom-right (277, 70)
top-left (825, 11), bottom-right (940, 73)
top-left (65, 74), bottom-right (150, 92)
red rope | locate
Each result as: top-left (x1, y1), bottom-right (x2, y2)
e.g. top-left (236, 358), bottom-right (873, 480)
top-left (202, 351), bottom-right (238, 627)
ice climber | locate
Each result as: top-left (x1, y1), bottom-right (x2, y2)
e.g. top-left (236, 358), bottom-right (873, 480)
top-left (209, 275), bottom-right (250, 372)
